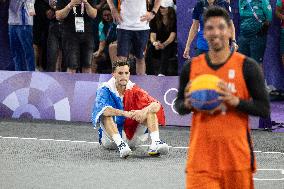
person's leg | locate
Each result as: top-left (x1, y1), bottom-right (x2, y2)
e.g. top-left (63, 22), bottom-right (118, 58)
top-left (62, 32), bottom-right (80, 73)
top-left (102, 116), bottom-right (132, 158)
top-left (159, 47), bottom-right (172, 76)
top-left (237, 35), bottom-right (251, 57)
top-left (80, 33), bottom-right (94, 73)
top-left (221, 169), bottom-right (254, 189)
top-left (108, 41), bottom-right (118, 63)
top-left (280, 30), bottom-right (284, 67)
top-left (46, 22), bottom-right (59, 72)
top-left (133, 30), bottom-right (150, 75)
top-left (117, 29), bottom-right (131, 62)
top-left (143, 112), bottom-right (169, 155)
top-left (250, 34), bottom-right (267, 65)
top-left (18, 25), bottom-right (35, 71)
top-left (9, 25), bottom-right (26, 71)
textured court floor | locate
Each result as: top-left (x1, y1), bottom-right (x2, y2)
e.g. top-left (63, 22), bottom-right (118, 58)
top-left (0, 119), bottom-right (283, 189)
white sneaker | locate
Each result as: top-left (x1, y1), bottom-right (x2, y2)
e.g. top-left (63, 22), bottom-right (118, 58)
top-left (117, 141), bottom-right (132, 158)
top-left (148, 140), bottom-right (169, 156)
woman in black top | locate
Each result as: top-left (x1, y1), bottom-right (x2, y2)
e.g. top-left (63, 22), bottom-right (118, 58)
top-left (148, 0), bottom-right (177, 76)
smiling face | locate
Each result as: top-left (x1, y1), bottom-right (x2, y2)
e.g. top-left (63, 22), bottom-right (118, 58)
top-left (203, 16), bottom-right (231, 52)
top-left (112, 65), bottom-right (130, 88)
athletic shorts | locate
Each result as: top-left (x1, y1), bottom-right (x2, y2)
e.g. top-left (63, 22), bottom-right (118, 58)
top-left (117, 29), bottom-right (149, 59)
top-left (186, 169), bottom-right (254, 189)
top-left (99, 122), bottom-right (148, 149)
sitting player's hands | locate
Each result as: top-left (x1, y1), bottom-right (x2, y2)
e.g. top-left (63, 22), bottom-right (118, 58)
top-left (217, 81), bottom-right (240, 107)
top-left (123, 111), bottom-right (134, 119)
top-left (130, 110), bottom-right (147, 123)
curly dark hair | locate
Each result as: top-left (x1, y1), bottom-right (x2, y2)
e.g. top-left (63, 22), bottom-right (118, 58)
top-left (112, 60), bottom-right (130, 72)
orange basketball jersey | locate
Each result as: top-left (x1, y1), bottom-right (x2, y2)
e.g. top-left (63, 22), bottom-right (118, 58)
top-left (187, 52), bottom-right (256, 173)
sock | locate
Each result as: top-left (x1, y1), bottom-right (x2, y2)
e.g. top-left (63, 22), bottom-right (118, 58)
top-left (112, 133), bottom-right (123, 146)
top-left (150, 131), bottom-right (160, 145)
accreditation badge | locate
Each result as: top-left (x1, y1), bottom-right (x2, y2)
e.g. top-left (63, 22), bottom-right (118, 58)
top-left (75, 17), bottom-right (84, 33)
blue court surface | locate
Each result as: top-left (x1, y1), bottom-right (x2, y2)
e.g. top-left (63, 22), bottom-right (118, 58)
top-left (0, 119), bottom-right (283, 189)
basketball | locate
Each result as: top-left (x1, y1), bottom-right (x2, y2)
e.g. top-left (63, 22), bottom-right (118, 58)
top-left (188, 74), bottom-right (221, 111)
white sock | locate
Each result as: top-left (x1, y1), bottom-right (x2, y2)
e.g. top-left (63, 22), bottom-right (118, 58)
top-left (150, 131), bottom-right (160, 145)
top-left (112, 133), bottom-right (123, 146)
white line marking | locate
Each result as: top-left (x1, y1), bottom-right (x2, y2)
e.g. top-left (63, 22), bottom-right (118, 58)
top-left (262, 152), bottom-right (282, 154)
top-left (258, 169), bottom-right (284, 171)
top-left (0, 136), bottom-right (283, 154)
top-left (2, 136), bottom-right (19, 139)
top-left (21, 138), bottom-right (37, 140)
top-left (39, 139), bottom-right (54, 141)
top-left (87, 142), bottom-right (100, 144)
top-left (54, 140), bottom-right (71, 142)
top-left (70, 140), bottom-right (87, 143)
top-left (253, 178), bottom-right (284, 181)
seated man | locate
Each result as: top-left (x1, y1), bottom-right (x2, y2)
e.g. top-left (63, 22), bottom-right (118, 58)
top-left (92, 60), bottom-right (169, 158)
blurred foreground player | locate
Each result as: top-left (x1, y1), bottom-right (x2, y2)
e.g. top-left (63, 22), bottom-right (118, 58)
top-left (174, 7), bottom-right (270, 189)
top-left (92, 60), bottom-right (169, 158)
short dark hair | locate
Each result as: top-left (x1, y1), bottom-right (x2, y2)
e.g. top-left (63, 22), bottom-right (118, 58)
top-left (203, 6), bottom-right (231, 27)
top-left (112, 60), bottom-right (130, 72)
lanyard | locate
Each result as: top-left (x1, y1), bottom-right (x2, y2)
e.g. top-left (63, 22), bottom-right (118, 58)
top-left (73, 2), bottom-right (84, 16)
top-left (246, 0), bottom-right (262, 23)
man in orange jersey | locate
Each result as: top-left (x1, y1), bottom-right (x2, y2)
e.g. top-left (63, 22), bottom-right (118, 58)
top-left (174, 6), bottom-right (270, 189)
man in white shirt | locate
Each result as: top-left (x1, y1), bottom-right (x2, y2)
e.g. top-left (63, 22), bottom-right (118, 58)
top-left (107, 0), bottom-right (161, 75)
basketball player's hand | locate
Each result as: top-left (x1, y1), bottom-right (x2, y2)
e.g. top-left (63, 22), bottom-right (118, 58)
top-left (131, 110), bottom-right (147, 123)
top-left (217, 81), bottom-right (240, 107)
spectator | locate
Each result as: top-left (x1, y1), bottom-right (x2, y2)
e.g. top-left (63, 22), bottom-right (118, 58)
top-left (276, 0), bottom-right (284, 67)
top-left (107, 0), bottom-right (161, 75)
top-left (56, 0), bottom-right (97, 73)
top-left (148, 0), bottom-right (177, 76)
top-left (46, 0), bottom-right (64, 72)
top-left (8, 0), bottom-right (36, 71)
top-left (33, 0), bottom-right (51, 71)
top-left (183, 0), bottom-right (236, 59)
top-left (238, 0), bottom-right (272, 66)
top-left (92, 5), bottom-right (117, 73)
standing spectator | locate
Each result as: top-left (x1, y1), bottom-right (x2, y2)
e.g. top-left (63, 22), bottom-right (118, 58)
top-left (149, 0), bottom-right (177, 76)
top-left (33, 0), bottom-right (51, 71)
top-left (92, 5), bottom-right (117, 73)
top-left (238, 0), bottom-right (272, 66)
top-left (8, 0), bottom-right (36, 71)
top-left (56, 0), bottom-right (97, 73)
top-left (107, 0), bottom-right (161, 75)
top-left (46, 0), bottom-right (64, 72)
top-left (276, 0), bottom-right (284, 67)
top-left (183, 0), bottom-right (237, 59)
